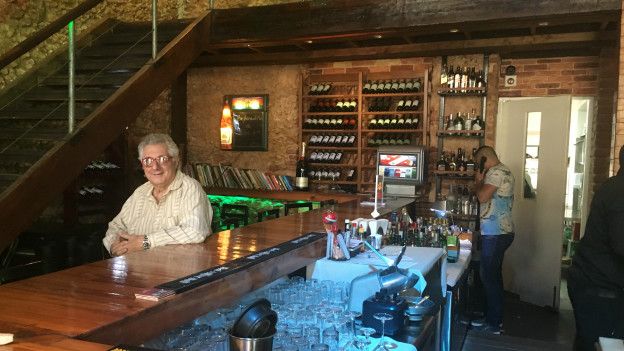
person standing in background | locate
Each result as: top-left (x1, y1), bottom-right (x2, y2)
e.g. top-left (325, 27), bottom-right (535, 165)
top-left (103, 133), bottom-right (213, 256)
top-left (568, 146), bottom-right (624, 350)
top-left (470, 146), bottom-right (515, 335)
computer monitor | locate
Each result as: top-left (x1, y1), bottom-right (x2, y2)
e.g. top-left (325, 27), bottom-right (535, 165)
top-left (377, 146), bottom-right (427, 197)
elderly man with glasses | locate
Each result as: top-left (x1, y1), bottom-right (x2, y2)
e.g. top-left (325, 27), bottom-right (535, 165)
top-left (103, 133), bottom-right (213, 257)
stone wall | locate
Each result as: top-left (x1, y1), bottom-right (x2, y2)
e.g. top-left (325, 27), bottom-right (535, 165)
top-left (186, 65), bottom-right (302, 176)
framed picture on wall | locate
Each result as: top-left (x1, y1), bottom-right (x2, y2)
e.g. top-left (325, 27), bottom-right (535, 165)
top-left (221, 95), bottom-right (269, 151)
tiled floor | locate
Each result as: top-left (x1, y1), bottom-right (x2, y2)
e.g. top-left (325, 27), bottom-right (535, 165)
top-left (462, 276), bottom-right (575, 350)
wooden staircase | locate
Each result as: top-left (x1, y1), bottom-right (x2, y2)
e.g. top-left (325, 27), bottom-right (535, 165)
top-left (0, 15), bottom-right (210, 252)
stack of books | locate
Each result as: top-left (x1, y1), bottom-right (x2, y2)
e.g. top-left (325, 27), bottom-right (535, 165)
top-left (184, 164), bottom-right (294, 191)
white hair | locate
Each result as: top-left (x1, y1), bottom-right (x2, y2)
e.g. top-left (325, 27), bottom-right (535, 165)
top-left (137, 133), bottom-right (180, 160)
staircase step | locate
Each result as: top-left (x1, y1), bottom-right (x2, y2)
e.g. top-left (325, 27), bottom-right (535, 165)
top-left (22, 86), bottom-right (118, 103)
top-left (74, 56), bottom-right (148, 73)
top-left (100, 26), bottom-right (184, 46)
top-left (0, 118), bottom-right (75, 131)
top-left (41, 72), bottom-right (134, 88)
top-left (0, 101), bottom-right (96, 117)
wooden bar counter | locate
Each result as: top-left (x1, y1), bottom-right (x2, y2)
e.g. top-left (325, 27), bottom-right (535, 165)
top-left (0, 195), bottom-right (413, 350)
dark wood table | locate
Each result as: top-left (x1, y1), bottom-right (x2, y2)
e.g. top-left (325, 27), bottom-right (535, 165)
top-left (0, 195), bottom-right (413, 350)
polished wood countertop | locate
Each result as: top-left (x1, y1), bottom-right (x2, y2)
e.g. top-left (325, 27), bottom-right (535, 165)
top-left (0, 197), bottom-right (413, 350)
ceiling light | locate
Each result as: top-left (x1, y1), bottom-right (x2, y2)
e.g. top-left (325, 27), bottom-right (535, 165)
top-left (246, 44), bottom-right (251, 47)
top-left (374, 34), bottom-right (383, 39)
top-left (449, 28), bottom-right (459, 33)
top-left (305, 40), bottom-right (313, 44)
top-left (538, 21), bottom-right (549, 26)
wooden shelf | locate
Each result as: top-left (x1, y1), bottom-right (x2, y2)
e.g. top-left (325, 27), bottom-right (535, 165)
top-left (362, 92), bottom-right (424, 97)
top-left (309, 163), bottom-right (357, 167)
top-left (309, 180), bottom-right (358, 184)
top-left (363, 129), bottom-right (422, 133)
top-left (363, 111), bottom-right (421, 115)
top-left (303, 94), bottom-right (357, 99)
top-left (433, 170), bottom-right (475, 178)
top-left (437, 87), bottom-right (486, 96)
top-left (303, 112), bottom-right (358, 116)
top-left (437, 130), bottom-right (484, 137)
top-left (302, 129), bottom-right (357, 132)
top-left (308, 146), bottom-right (357, 150)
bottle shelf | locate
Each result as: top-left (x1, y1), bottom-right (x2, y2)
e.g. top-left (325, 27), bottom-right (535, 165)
top-left (437, 130), bottom-right (484, 137)
top-left (448, 213), bottom-right (479, 221)
top-left (437, 87), bottom-right (486, 96)
top-left (363, 111), bottom-right (421, 115)
top-left (309, 163), bottom-right (357, 167)
top-left (362, 92), bottom-right (424, 97)
top-left (310, 180), bottom-right (358, 185)
top-left (303, 112), bottom-right (358, 116)
top-left (433, 170), bottom-right (476, 178)
top-left (362, 129), bottom-right (422, 133)
top-left (302, 129), bottom-right (357, 132)
top-left (308, 146), bottom-right (357, 150)
top-left (303, 94), bottom-right (357, 99)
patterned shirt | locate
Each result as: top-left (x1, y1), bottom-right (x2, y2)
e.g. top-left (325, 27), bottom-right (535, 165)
top-left (480, 163), bottom-right (515, 236)
top-left (103, 171), bottom-right (213, 253)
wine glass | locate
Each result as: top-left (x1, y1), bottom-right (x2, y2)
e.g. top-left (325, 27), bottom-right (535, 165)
top-left (344, 310), bottom-right (362, 346)
top-left (357, 327), bottom-right (376, 351)
top-left (372, 312), bottom-right (393, 351)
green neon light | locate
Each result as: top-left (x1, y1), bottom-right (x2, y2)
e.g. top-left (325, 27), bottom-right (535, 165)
top-left (68, 20), bottom-right (74, 34)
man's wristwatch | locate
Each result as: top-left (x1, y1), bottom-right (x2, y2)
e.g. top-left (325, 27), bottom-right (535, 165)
top-left (142, 235), bottom-right (151, 250)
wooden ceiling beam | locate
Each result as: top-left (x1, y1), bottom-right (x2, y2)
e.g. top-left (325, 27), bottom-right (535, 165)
top-left (194, 31), bottom-right (615, 67)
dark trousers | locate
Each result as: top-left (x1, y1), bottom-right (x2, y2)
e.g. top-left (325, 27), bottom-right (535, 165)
top-left (480, 234), bottom-right (514, 327)
top-left (567, 273), bottom-right (624, 351)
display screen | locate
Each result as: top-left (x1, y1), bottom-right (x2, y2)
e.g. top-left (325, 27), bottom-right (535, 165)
top-left (378, 154), bottom-right (420, 179)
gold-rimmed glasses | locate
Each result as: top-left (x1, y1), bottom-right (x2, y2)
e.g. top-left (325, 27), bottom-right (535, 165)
top-left (141, 155), bottom-right (172, 167)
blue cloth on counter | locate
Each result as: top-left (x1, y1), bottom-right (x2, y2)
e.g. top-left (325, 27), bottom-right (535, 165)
top-left (368, 336), bottom-right (417, 351)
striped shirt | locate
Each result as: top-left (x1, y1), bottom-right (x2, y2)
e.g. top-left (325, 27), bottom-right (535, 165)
top-left (103, 171), bottom-right (213, 253)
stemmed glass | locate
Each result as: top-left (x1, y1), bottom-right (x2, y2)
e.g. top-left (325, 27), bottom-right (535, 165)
top-left (343, 310), bottom-right (361, 348)
top-left (357, 327), bottom-right (376, 351)
top-left (372, 313), bottom-right (393, 351)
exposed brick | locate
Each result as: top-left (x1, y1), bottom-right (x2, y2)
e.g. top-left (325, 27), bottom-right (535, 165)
top-left (547, 88), bottom-right (573, 95)
top-left (573, 87), bottom-right (598, 95)
top-left (308, 62), bottom-right (334, 68)
top-left (390, 65), bottom-right (415, 72)
top-left (574, 62), bottom-right (600, 69)
top-left (368, 66), bottom-right (390, 73)
top-left (574, 75), bottom-right (598, 81)
top-left (346, 67), bottom-right (370, 74)
top-left (499, 90), bottom-right (522, 97)
top-left (565, 57), bottom-right (600, 63)
top-left (522, 64), bottom-right (548, 71)
top-left (561, 69), bottom-right (588, 76)
top-left (535, 83), bottom-right (560, 89)
top-left (350, 60), bottom-right (377, 66)
top-left (536, 58), bottom-right (562, 63)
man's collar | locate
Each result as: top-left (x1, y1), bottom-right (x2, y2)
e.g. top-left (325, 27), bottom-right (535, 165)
top-left (144, 170), bottom-right (183, 198)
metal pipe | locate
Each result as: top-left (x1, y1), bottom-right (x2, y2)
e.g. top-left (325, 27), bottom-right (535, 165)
top-left (68, 20), bottom-right (75, 133)
top-left (152, 0), bottom-right (158, 60)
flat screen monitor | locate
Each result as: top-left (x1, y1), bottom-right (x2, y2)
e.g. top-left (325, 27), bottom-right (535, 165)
top-left (377, 146), bottom-right (426, 185)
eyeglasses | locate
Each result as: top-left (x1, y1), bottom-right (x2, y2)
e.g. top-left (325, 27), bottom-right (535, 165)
top-left (141, 155), bottom-right (172, 167)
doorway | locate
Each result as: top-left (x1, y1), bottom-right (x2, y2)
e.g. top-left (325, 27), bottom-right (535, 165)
top-left (496, 96), bottom-right (577, 310)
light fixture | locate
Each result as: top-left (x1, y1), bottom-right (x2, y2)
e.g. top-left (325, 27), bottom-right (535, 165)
top-left (220, 100), bottom-right (233, 150)
top-left (449, 28), bottom-right (459, 33)
top-left (538, 21), bottom-right (549, 26)
top-left (305, 40), bottom-right (313, 44)
top-left (373, 34), bottom-right (383, 39)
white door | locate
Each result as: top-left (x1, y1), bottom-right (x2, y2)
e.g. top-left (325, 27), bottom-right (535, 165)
top-left (496, 96), bottom-right (571, 309)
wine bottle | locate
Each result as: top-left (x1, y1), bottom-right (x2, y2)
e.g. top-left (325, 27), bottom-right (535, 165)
top-left (447, 66), bottom-right (455, 90)
top-left (391, 80), bottom-right (399, 93)
top-left (363, 81), bottom-right (371, 94)
top-left (383, 80), bottom-right (392, 93)
top-left (295, 142), bottom-right (309, 191)
top-left (309, 84), bottom-right (319, 95)
top-left (369, 117), bottom-right (378, 129)
top-left (413, 79), bottom-right (421, 92)
top-left (321, 83), bottom-right (332, 94)
top-left (441, 64), bottom-right (448, 86)
top-left (411, 99), bottom-right (419, 110)
top-left (397, 116), bottom-right (405, 129)
top-left (398, 79), bottom-right (406, 93)
top-left (396, 98), bottom-right (405, 111)
top-left (437, 152), bottom-right (447, 171)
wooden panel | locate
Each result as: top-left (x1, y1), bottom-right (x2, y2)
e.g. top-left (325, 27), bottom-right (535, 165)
top-left (208, 0), bottom-right (620, 43)
top-left (0, 335), bottom-right (110, 351)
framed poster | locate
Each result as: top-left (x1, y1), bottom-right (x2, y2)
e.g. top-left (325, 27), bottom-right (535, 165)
top-left (222, 95), bottom-right (269, 151)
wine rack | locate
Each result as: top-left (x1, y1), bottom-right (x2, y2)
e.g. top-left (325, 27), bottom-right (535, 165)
top-left (300, 70), bottom-right (430, 193)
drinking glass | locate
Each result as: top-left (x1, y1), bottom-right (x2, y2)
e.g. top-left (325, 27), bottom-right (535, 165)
top-left (372, 313), bottom-right (393, 351)
top-left (357, 327), bottom-right (376, 351)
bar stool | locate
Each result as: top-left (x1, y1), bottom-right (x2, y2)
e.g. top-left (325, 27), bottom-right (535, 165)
top-left (220, 204), bottom-right (249, 229)
top-left (257, 208), bottom-right (280, 222)
top-left (284, 202), bottom-right (313, 216)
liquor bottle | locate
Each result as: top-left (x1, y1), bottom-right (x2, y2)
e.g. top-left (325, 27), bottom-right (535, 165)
top-left (477, 70), bottom-right (485, 92)
top-left (447, 65), bottom-right (455, 90)
top-left (398, 79), bottom-right (406, 93)
top-left (454, 67), bottom-right (461, 91)
top-left (460, 67), bottom-right (468, 93)
top-left (464, 110), bottom-right (473, 130)
top-left (295, 142), bottom-right (309, 191)
top-left (457, 148), bottom-right (466, 172)
top-left (446, 114), bottom-right (455, 131)
top-left (396, 98), bottom-right (405, 111)
top-left (383, 80), bottom-right (392, 93)
top-left (391, 80), bottom-right (399, 93)
top-left (472, 113), bottom-right (484, 131)
top-left (309, 84), bottom-right (319, 95)
top-left (369, 117), bottom-right (378, 129)
top-left (440, 64), bottom-right (448, 86)
top-left (413, 79), bottom-right (421, 92)
top-left (362, 80), bottom-right (371, 94)
top-left (468, 67), bottom-right (476, 88)
top-left (346, 168), bottom-right (357, 181)
top-left (465, 148), bottom-right (476, 172)
top-left (448, 153), bottom-right (457, 172)
top-left (437, 152), bottom-right (447, 171)
top-left (453, 113), bottom-right (464, 131)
